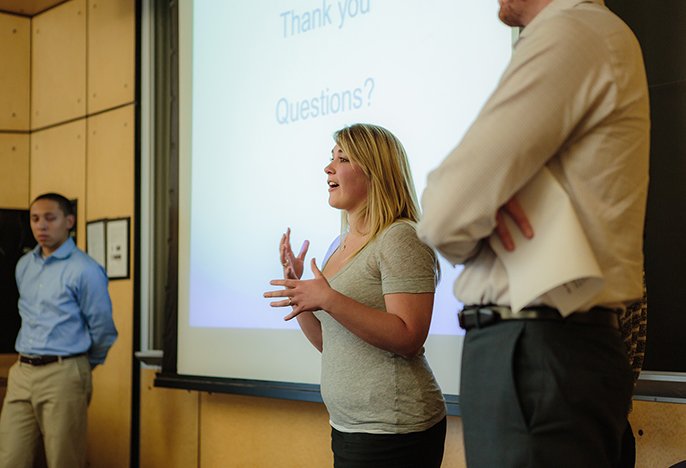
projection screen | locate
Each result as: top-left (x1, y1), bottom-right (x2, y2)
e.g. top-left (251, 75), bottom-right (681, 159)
top-left (177, 0), bottom-right (513, 398)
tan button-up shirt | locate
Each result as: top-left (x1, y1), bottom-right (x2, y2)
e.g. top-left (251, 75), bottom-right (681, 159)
top-left (418, 0), bottom-right (650, 311)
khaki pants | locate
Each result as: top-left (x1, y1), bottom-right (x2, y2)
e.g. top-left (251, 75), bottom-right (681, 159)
top-left (0, 355), bottom-right (92, 468)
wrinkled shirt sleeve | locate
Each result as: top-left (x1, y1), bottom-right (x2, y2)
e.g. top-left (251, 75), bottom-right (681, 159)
top-left (418, 15), bottom-right (617, 265)
top-left (78, 263), bottom-right (118, 366)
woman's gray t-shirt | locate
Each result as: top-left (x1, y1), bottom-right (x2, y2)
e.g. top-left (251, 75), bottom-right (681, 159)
top-left (314, 222), bottom-right (447, 434)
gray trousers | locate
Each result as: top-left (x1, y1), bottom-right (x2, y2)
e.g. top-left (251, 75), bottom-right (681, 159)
top-left (460, 320), bottom-right (633, 468)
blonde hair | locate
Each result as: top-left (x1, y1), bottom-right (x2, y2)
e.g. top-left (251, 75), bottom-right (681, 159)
top-left (333, 123), bottom-right (420, 254)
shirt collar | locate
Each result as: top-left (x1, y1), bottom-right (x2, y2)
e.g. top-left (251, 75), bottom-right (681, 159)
top-left (32, 236), bottom-right (76, 261)
top-left (518, 0), bottom-right (605, 42)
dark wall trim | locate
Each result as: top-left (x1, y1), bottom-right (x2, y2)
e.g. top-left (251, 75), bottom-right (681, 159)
top-left (154, 373), bottom-right (462, 416)
top-left (160, 0), bottom-right (179, 375)
top-left (130, 0), bottom-right (143, 467)
top-left (635, 378), bottom-right (686, 404)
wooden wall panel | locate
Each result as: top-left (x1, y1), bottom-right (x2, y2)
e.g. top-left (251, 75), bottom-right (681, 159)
top-left (444, 416), bottom-right (467, 467)
top-left (0, 13), bottom-right (30, 131)
top-left (196, 396), bottom-right (467, 468)
top-left (87, 0), bottom-right (135, 114)
top-left (86, 104), bottom-right (134, 220)
top-left (0, 134), bottom-right (30, 208)
top-left (29, 118), bottom-right (87, 249)
top-left (87, 280), bottom-right (132, 468)
top-left (31, 0), bottom-right (86, 130)
top-left (630, 400), bottom-right (686, 468)
top-left (83, 104), bottom-right (135, 467)
top-left (0, 1), bottom-right (65, 17)
top-left (199, 394), bottom-right (334, 468)
top-left (140, 370), bottom-right (199, 468)
top-left (139, 388), bottom-right (469, 468)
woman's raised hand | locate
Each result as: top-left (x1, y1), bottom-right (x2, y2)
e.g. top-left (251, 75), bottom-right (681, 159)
top-left (280, 227), bottom-right (310, 280)
top-left (264, 259), bottom-right (334, 321)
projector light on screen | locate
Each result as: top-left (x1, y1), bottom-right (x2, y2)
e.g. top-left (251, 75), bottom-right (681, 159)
top-left (177, 0), bottom-right (512, 396)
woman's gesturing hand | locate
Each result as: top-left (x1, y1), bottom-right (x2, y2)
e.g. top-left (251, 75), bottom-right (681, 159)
top-left (264, 259), bottom-right (335, 321)
top-left (280, 227), bottom-right (309, 280)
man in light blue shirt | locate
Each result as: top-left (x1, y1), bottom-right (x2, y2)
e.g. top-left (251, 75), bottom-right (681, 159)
top-left (0, 193), bottom-right (118, 468)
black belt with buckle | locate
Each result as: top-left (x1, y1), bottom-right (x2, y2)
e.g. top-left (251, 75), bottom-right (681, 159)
top-left (458, 305), bottom-right (619, 331)
top-left (19, 353), bottom-right (86, 366)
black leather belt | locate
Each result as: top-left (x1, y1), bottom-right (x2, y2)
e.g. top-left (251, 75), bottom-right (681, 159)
top-left (19, 353), bottom-right (86, 366)
top-left (458, 305), bottom-right (619, 331)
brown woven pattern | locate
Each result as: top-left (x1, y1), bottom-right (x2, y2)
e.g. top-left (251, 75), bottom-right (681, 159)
top-left (619, 273), bottom-right (647, 413)
top-left (620, 273), bottom-right (648, 386)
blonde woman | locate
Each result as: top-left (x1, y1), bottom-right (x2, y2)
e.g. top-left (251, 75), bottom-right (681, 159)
top-left (264, 124), bottom-right (446, 467)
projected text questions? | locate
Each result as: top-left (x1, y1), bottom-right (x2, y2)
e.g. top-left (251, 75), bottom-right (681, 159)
top-left (277, 0), bottom-right (373, 124)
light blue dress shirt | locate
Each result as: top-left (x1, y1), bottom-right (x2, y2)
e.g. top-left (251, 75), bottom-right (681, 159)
top-left (15, 237), bottom-right (118, 366)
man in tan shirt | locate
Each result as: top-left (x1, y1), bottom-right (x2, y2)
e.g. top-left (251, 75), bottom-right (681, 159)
top-left (418, 0), bottom-right (649, 466)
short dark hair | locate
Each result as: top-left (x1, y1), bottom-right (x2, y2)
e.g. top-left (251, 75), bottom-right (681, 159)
top-left (32, 193), bottom-right (74, 217)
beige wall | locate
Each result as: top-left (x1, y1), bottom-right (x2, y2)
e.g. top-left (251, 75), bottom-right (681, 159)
top-left (30, 0), bottom-right (87, 130)
top-left (631, 400), bottom-right (686, 467)
top-left (1, 1), bottom-right (685, 468)
top-left (0, 133), bottom-right (30, 209)
top-left (0, 13), bottom-right (30, 131)
top-left (0, 1), bottom-right (135, 467)
top-left (139, 368), bottom-right (468, 468)
top-left (139, 370), bottom-right (686, 468)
